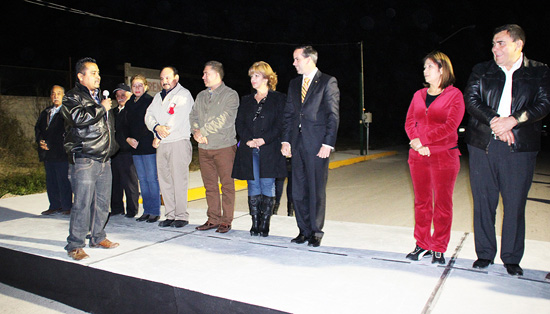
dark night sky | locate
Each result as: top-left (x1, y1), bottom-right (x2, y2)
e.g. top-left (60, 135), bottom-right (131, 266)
top-left (2, 0), bottom-right (549, 147)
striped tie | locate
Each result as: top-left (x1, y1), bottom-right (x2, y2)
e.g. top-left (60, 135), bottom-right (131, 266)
top-left (301, 77), bottom-right (310, 102)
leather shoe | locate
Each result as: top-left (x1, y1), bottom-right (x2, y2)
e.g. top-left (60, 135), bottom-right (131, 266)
top-left (125, 213), bottom-right (136, 218)
top-left (472, 258), bottom-right (494, 269)
top-left (196, 221), bottom-right (220, 231)
top-left (308, 236), bottom-right (322, 247)
top-left (90, 238), bottom-right (119, 249)
top-left (172, 220), bottom-right (189, 228)
top-left (504, 264), bottom-right (523, 276)
top-left (159, 219), bottom-right (175, 227)
top-left (216, 224), bottom-right (231, 233)
top-left (41, 208), bottom-right (61, 215)
top-left (146, 215), bottom-right (160, 223)
top-left (136, 214), bottom-right (150, 222)
top-left (68, 248), bottom-right (89, 260)
top-left (291, 234), bottom-right (309, 244)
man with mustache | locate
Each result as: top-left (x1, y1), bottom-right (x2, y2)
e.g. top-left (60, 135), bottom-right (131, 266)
top-left (35, 85), bottom-right (72, 216)
top-left (145, 67), bottom-right (195, 228)
top-left (110, 83), bottom-right (140, 218)
top-left (61, 57), bottom-right (119, 260)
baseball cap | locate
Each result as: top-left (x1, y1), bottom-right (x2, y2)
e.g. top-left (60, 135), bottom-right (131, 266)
top-left (113, 83), bottom-right (131, 94)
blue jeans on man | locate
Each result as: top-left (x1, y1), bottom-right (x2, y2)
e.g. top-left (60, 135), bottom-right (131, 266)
top-left (65, 158), bottom-right (112, 252)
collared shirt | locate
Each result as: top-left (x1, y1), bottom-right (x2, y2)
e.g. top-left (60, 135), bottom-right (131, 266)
top-left (48, 105), bottom-right (62, 125)
top-left (497, 53), bottom-right (523, 117)
top-left (302, 68), bottom-right (318, 86)
top-left (90, 89), bottom-right (100, 104)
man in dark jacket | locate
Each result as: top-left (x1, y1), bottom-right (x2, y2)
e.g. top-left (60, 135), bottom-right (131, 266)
top-left (110, 83), bottom-right (139, 218)
top-left (465, 24), bottom-right (550, 276)
top-left (35, 85), bottom-right (72, 216)
top-left (61, 57), bottom-right (120, 261)
top-left (281, 46), bottom-right (340, 247)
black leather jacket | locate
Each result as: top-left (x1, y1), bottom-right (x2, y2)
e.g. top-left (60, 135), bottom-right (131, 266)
top-left (61, 82), bottom-right (118, 163)
top-left (464, 56), bottom-right (550, 152)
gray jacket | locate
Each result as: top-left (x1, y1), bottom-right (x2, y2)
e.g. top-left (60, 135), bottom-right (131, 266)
top-left (190, 82), bottom-right (239, 150)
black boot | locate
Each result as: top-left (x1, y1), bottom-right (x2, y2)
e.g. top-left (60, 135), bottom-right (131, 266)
top-left (287, 201), bottom-right (294, 217)
top-left (273, 202), bottom-right (280, 215)
top-left (248, 195), bottom-right (262, 236)
top-left (260, 195), bottom-right (275, 237)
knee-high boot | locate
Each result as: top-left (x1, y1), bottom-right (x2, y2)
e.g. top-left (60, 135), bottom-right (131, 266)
top-left (260, 195), bottom-right (275, 237)
top-left (273, 202), bottom-right (280, 215)
top-left (248, 195), bottom-right (262, 236)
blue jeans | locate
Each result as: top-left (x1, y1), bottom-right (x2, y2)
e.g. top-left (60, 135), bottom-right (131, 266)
top-left (133, 154), bottom-right (161, 216)
top-left (247, 148), bottom-right (275, 197)
top-left (65, 158), bottom-right (112, 252)
top-left (44, 161), bottom-right (72, 211)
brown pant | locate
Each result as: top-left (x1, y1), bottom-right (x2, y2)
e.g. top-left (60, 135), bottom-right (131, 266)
top-left (199, 145), bottom-right (236, 225)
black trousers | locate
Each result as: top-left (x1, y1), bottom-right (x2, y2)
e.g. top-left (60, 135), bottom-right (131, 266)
top-left (291, 135), bottom-right (330, 238)
top-left (468, 139), bottom-right (537, 264)
top-left (275, 158), bottom-right (293, 205)
top-left (110, 152), bottom-right (140, 216)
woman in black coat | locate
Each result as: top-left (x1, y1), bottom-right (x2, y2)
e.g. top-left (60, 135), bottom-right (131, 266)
top-left (122, 74), bottom-right (161, 223)
top-left (232, 61), bottom-right (287, 237)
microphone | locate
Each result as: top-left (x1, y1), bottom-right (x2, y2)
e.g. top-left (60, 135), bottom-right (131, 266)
top-left (103, 90), bottom-right (110, 100)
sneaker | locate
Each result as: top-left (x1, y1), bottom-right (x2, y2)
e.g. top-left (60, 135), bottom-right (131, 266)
top-left (406, 245), bottom-right (431, 261)
top-left (68, 248), bottom-right (89, 260)
top-left (90, 238), bottom-right (119, 249)
top-left (432, 252), bottom-right (445, 265)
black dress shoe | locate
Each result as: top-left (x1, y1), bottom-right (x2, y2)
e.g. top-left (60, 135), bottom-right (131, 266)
top-left (504, 264), bottom-right (523, 276)
top-left (472, 258), bottom-right (494, 269)
top-left (291, 234), bottom-right (309, 244)
top-left (171, 220), bottom-right (189, 228)
top-left (146, 215), bottom-right (160, 223)
top-left (159, 219), bottom-right (175, 227)
top-left (136, 214), bottom-right (150, 222)
top-left (308, 236), bottom-right (322, 247)
top-left (125, 213), bottom-right (136, 218)
top-left (41, 207), bottom-right (61, 215)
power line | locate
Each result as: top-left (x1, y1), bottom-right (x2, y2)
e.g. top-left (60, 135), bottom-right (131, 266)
top-left (23, 0), bottom-right (358, 46)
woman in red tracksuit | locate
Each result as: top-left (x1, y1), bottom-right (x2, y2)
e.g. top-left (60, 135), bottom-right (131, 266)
top-left (404, 51), bottom-right (465, 264)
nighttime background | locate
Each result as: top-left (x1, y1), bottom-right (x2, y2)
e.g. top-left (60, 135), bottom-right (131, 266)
top-left (1, 0), bottom-right (549, 149)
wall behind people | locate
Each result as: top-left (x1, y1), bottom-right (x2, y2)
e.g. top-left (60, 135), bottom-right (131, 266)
top-left (0, 95), bottom-right (49, 140)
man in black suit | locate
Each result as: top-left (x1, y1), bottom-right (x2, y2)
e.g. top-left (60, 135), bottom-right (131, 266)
top-left (35, 85), bottom-right (72, 216)
top-left (281, 46), bottom-right (340, 247)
